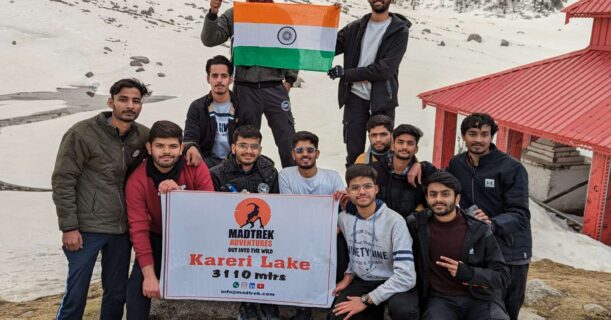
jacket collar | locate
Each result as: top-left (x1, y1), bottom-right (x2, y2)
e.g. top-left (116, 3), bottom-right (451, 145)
top-left (358, 12), bottom-right (412, 35)
top-left (96, 111), bottom-right (139, 137)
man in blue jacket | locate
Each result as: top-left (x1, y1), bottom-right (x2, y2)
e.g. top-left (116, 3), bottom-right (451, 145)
top-left (447, 113), bottom-right (531, 320)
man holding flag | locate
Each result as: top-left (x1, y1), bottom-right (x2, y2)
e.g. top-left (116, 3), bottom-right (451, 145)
top-left (202, 0), bottom-right (298, 169)
top-left (328, 0), bottom-right (411, 168)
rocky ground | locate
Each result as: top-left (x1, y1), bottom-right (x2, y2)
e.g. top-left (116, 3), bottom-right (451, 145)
top-left (1, 259), bottom-right (609, 320)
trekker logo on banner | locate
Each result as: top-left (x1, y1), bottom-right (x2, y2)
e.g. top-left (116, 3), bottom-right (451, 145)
top-left (160, 191), bottom-right (338, 307)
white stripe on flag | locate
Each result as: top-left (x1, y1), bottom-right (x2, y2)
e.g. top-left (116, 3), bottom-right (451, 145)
top-left (234, 23), bottom-right (336, 52)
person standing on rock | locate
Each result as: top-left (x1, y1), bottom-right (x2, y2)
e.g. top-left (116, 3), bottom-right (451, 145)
top-left (328, 0), bottom-right (411, 168)
top-left (183, 55), bottom-right (240, 169)
top-left (202, 0), bottom-right (298, 168)
top-left (52, 79), bottom-right (150, 319)
top-left (447, 113), bottom-right (532, 320)
top-left (407, 172), bottom-right (510, 319)
top-left (125, 120), bottom-right (214, 319)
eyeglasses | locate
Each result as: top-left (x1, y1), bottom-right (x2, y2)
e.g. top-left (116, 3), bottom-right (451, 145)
top-left (236, 143), bottom-right (261, 151)
top-left (294, 147), bottom-right (317, 154)
top-left (348, 183), bottom-right (376, 192)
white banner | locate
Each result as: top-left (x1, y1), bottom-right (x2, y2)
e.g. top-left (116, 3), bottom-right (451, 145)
top-left (160, 191), bottom-right (338, 307)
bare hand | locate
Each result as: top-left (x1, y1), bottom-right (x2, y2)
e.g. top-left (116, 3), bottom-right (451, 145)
top-left (158, 179), bottom-right (181, 194)
top-left (436, 256), bottom-right (460, 277)
top-left (283, 81), bottom-right (292, 93)
top-left (143, 275), bottom-right (161, 298)
top-left (333, 296), bottom-right (367, 319)
top-left (474, 209), bottom-right (491, 225)
top-left (62, 230), bottom-right (83, 251)
top-left (185, 145), bottom-right (203, 166)
top-left (333, 190), bottom-right (350, 211)
top-left (332, 274), bottom-right (353, 296)
top-left (407, 162), bottom-right (422, 188)
top-left (210, 0), bottom-right (222, 14)
top-left (333, 2), bottom-right (342, 9)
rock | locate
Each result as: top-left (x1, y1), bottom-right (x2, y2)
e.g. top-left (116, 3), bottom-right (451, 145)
top-left (292, 77), bottom-right (305, 88)
top-left (422, 28), bottom-right (431, 33)
top-left (525, 279), bottom-right (564, 305)
top-left (85, 72), bottom-right (94, 78)
top-left (136, 67), bottom-right (145, 72)
top-left (467, 33), bottom-right (482, 43)
top-left (167, 8), bottom-right (174, 11)
top-left (130, 56), bottom-right (150, 64)
top-left (86, 91), bottom-right (95, 97)
top-left (455, 24), bottom-right (460, 28)
top-left (583, 304), bottom-right (609, 317)
top-left (141, 6), bottom-right (154, 16)
top-left (500, 39), bottom-right (510, 47)
top-left (150, 300), bottom-right (331, 319)
top-left (130, 61), bottom-right (143, 67)
top-left (517, 31), bottom-right (525, 34)
top-left (438, 41), bottom-right (445, 46)
top-left (184, 15), bottom-right (194, 21)
top-left (12, 40), bottom-right (16, 45)
top-left (157, 72), bottom-right (166, 77)
top-left (156, 62), bottom-right (163, 66)
top-left (103, 46), bottom-right (112, 52)
top-left (519, 308), bottom-right (546, 320)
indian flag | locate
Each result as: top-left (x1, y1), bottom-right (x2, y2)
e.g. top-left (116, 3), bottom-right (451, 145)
top-left (233, 2), bottom-right (340, 72)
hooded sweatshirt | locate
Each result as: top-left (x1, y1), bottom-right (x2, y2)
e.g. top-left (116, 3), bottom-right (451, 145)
top-left (338, 200), bottom-right (417, 305)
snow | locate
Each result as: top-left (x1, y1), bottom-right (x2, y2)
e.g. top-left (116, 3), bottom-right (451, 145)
top-left (0, 0), bottom-right (607, 302)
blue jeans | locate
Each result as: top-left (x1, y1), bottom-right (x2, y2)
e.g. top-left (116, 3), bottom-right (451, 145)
top-left (126, 233), bottom-right (163, 320)
top-left (56, 232), bottom-right (131, 320)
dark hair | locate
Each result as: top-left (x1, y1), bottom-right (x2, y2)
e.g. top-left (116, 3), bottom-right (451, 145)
top-left (292, 131), bottom-right (319, 148)
top-left (148, 120), bottom-right (183, 144)
top-left (422, 172), bottom-right (462, 195)
top-left (393, 124), bottom-right (424, 144)
top-left (345, 164), bottom-right (378, 185)
top-left (233, 125), bottom-right (262, 143)
top-left (460, 113), bottom-right (498, 136)
top-left (206, 55), bottom-right (233, 76)
top-left (109, 78), bottom-right (149, 99)
top-left (366, 114), bottom-right (394, 133)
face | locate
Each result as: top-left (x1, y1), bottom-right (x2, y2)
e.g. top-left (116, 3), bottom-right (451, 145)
top-left (368, 0), bottom-right (391, 13)
top-left (207, 64), bottom-right (232, 96)
top-left (292, 140), bottom-right (319, 170)
top-left (146, 137), bottom-right (182, 170)
top-left (391, 133), bottom-right (418, 161)
top-left (425, 182), bottom-right (460, 217)
top-left (463, 125), bottom-right (493, 155)
top-left (347, 176), bottom-right (379, 208)
top-left (231, 136), bottom-right (262, 166)
top-left (107, 87), bottom-right (143, 123)
top-left (368, 125), bottom-right (392, 153)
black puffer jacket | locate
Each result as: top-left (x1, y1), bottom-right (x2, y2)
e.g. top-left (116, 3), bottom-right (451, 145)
top-left (447, 144), bottom-right (532, 263)
top-left (335, 12), bottom-right (411, 113)
top-left (210, 154), bottom-right (279, 194)
top-left (371, 155), bottom-right (434, 219)
top-left (407, 209), bottom-right (510, 309)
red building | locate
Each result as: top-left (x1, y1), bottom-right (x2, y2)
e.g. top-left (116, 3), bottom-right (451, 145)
top-left (417, 0), bottom-right (611, 244)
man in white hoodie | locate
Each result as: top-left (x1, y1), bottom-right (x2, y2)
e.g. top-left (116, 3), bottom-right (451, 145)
top-left (330, 164), bottom-right (419, 320)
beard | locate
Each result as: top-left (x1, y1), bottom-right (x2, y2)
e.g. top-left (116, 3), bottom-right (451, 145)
top-left (373, 143), bottom-right (391, 153)
top-left (431, 202), bottom-right (456, 217)
top-left (394, 151), bottom-right (412, 161)
top-left (297, 157), bottom-right (315, 170)
top-left (153, 154), bottom-right (179, 169)
top-left (370, 0), bottom-right (390, 13)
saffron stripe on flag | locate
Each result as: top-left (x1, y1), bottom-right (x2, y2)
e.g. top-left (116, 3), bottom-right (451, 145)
top-left (234, 2), bottom-right (339, 27)
top-left (234, 47), bottom-right (335, 72)
top-left (234, 23), bottom-right (337, 52)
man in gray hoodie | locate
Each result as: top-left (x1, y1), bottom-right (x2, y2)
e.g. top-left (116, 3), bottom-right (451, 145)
top-left (330, 164), bottom-right (418, 320)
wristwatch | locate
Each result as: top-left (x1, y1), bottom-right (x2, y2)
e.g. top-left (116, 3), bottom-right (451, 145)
top-left (361, 294), bottom-right (373, 307)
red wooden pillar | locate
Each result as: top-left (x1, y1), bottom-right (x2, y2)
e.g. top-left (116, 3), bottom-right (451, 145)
top-left (582, 152), bottom-right (611, 244)
top-left (522, 134), bottom-right (532, 149)
top-left (506, 129), bottom-right (524, 159)
top-left (432, 109), bottom-right (457, 169)
top-left (496, 126), bottom-right (508, 152)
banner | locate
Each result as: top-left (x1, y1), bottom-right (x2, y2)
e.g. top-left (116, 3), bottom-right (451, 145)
top-left (160, 191), bottom-right (338, 307)
top-left (233, 3), bottom-right (340, 72)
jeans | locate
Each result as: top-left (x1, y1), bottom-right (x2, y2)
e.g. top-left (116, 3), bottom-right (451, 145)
top-left (126, 233), bottom-right (163, 320)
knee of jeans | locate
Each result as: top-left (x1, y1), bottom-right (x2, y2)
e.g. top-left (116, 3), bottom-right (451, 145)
top-left (388, 298), bottom-right (419, 320)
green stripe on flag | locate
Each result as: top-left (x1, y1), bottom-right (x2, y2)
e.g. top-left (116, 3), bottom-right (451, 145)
top-left (234, 47), bottom-right (335, 72)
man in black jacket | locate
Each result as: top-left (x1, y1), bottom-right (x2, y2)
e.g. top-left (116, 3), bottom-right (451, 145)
top-left (372, 124), bottom-right (433, 218)
top-left (210, 125), bottom-right (279, 319)
top-left (407, 172), bottom-right (510, 319)
top-left (328, 0), bottom-right (410, 167)
top-left (184, 55), bottom-right (239, 169)
top-left (447, 113), bottom-right (531, 320)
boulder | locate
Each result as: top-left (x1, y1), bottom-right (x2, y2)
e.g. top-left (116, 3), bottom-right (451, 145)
top-left (525, 279), bottom-right (564, 305)
top-left (467, 33), bottom-right (482, 43)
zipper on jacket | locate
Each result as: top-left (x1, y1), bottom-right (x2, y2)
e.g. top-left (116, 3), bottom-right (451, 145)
top-left (385, 80), bottom-right (392, 100)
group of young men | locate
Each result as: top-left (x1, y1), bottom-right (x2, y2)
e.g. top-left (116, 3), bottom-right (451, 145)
top-left (51, 0), bottom-right (532, 319)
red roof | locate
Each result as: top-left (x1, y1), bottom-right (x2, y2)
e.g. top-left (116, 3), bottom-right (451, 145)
top-left (562, 0), bottom-right (611, 23)
top-left (417, 48), bottom-right (611, 155)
